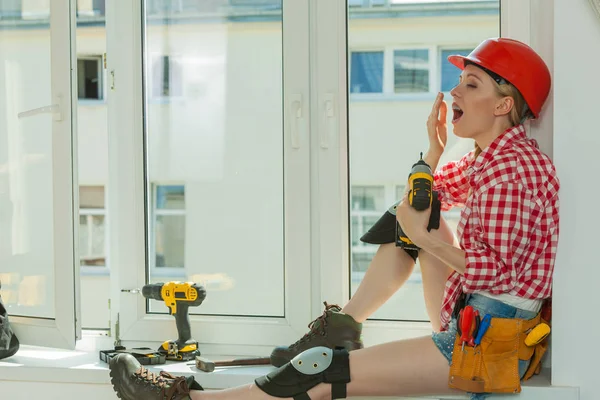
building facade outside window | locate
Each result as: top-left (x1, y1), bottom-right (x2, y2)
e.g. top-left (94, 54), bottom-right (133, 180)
top-left (77, 56), bottom-right (104, 100)
top-left (350, 51), bottom-right (384, 94)
top-left (79, 186), bottom-right (106, 267)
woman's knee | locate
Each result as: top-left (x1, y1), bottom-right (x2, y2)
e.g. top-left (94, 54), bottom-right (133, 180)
top-left (373, 242), bottom-right (416, 268)
top-left (428, 216), bottom-right (458, 245)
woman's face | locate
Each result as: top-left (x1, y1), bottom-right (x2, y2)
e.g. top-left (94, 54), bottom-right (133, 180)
top-left (449, 64), bottom-right (506, 140)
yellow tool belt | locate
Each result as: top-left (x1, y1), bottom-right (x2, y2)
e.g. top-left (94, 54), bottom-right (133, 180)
top-left (448, 312), bottom-right (549, 394)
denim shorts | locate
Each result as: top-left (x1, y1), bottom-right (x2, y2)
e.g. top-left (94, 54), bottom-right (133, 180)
top-left (431, 293), bottom-right (538, 400)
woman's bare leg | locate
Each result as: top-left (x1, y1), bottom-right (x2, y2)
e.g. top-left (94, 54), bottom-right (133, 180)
top-left (189, 336), bottom-right (459, 400)
top-left (343, 216), bottom-right (456, 328)
top-left (341, 243), bottom-right (416, 323)
top-left (418, 217), bottom-right (457, 332)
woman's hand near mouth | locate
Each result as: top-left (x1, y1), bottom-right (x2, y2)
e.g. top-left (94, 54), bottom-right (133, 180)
top-left (425, 92), bottom-right (448, 167)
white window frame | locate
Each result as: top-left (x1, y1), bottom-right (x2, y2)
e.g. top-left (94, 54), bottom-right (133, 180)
top-left (4, 0), bottom-right (564, 390)
top-left (107, 0), bottom-right (313, 355)
top-left (9, 0), bottom-right (81, 350)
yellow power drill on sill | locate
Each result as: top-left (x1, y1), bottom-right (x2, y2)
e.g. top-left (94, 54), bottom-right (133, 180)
top-left (395, 152), bottom-right (434, 250)
top-left (142, 281), bottom-right (207, 361)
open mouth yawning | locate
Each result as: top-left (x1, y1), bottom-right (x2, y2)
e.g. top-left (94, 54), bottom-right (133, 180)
top-left (452, 103), bottom-right (464, 123)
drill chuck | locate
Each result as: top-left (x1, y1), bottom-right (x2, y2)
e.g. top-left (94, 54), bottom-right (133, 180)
top-left (141, 283), bottom-right (164, 301)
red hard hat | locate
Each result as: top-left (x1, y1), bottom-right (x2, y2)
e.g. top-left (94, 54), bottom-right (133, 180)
top-left (448, 38), bottom-right (551, 119)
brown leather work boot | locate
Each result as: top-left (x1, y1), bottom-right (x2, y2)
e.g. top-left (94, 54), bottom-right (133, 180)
top-left (109, 353), bottom-right (203, 400)
top-left (270, 302), bottom-right (363, 367)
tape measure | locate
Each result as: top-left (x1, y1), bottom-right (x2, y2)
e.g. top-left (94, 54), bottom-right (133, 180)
top-left (525, 323), bottom-right (551, 347)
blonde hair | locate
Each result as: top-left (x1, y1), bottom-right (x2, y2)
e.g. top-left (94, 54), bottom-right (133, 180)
top-left (473, 81), bottom-right (532, 159)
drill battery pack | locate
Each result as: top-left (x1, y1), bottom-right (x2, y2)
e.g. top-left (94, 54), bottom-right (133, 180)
top-left (99, 346), bottom-right (167, 366)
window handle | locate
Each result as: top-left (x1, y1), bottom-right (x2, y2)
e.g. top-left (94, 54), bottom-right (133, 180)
top-left (18, 94), bottom-right (63, 121)
top-left (289, 94), bottom-right (303, 149)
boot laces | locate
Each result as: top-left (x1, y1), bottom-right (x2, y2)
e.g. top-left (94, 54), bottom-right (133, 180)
top-left (135, 366), bottom-right (190, 399)
top-left (290, 302), bottom-right (341, 349)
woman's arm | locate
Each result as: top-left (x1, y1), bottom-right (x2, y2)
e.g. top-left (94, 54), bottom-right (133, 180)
top-left (418, 234), bottom-right (466, 275)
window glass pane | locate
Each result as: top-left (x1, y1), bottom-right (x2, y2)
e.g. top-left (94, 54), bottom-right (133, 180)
top-left (395, 184), bottom-right (406, 200)
top-left (350, 51), bottom-right (384, 93)
top-left (79, 215), bottom-right (106, 266)
top-left (0, 3), bottom-right (54, 319)
top-left (394, 49), bottom-right (429, 93)
top-left (143, 0), bottom-right (284, 317)
top-left (348, 1), bottom-right (499, 322)
top-left (0, 0), bottom-right (23, 19)
top-left (441, 48), bottom-right (472, 92)
top-left (77, 0), bottom-right (105, 17)
top-left (155, 215), bottom-right (185, 268)
top-left (79, 185), bottom-right (105, 208)
top-left (152, 55), bottom-right (182, 98)
top-left (156, 185), bottom-right (185, 209)
top-left (77, 9), bottom-right (108, 329)
top-left (351, 186), bottom-right (385, 211)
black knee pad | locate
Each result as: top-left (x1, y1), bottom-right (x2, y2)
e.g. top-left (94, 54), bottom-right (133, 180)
top-left (359, 191), bottom-right (441, 260)
top-left (255, 346), bottom-right (350, 400)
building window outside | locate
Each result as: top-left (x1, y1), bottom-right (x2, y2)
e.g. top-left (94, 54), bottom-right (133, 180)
top-left (350, 47), bottom-right (476, 96)
top-left (152, 55), bottom-right (183, 98)
top-left (77, 56), bottom-right (103, 100)
top-left (77, 0), bottom-right (105, 17)
top-left (350, 186), bottom-right (385, 276)
top-left (0, 0), bottom-right (22, 19)
top-left (350, 51), bottom-right (384, 94)
top-left (394, 49), bottom-right (429, 93)
top-left (440, 48), bottom-right (473, 92)
top-left (79, 186), bottom-right (106, 267)
top-left (153, 185), bottom-right (186, 269)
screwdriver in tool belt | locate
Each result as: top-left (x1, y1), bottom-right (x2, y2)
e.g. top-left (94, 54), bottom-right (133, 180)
top-left (473, 314), bottom-right (492, 349)
top-left (468, 310), bottom-right (480, 347)
top-left (460, 306), bottom-right (474, 351)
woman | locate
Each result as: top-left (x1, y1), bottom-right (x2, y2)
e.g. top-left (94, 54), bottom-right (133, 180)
top-left (108, 37), bottom-right (559, 400)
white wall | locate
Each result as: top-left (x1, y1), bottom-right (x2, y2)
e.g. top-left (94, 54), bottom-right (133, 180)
top-left (551, 1), bottom-right (600, 399)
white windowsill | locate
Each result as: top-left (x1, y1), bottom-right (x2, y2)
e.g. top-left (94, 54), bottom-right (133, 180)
top-left (0, 342), bottom-right (579, 400)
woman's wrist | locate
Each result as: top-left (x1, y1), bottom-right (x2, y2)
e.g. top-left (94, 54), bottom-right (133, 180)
top-left (424, 149), bottom-right (442, 171)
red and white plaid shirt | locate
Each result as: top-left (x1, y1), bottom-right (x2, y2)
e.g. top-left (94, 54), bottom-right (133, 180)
top-left (434, 125), bottom-right (560, 330)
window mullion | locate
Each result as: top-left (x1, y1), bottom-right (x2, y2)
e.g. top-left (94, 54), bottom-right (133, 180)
top-left (310, 0), bottom-right (350, 311)
top-left (105, 0), bottom-right (147, 340)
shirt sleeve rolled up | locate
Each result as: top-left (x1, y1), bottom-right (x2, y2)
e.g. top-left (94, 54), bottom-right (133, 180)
top-left (433, 151), bottom-right (474, 211)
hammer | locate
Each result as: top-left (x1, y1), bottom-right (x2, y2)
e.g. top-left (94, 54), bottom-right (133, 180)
top-left (194, 356), bottom-right (271, 372)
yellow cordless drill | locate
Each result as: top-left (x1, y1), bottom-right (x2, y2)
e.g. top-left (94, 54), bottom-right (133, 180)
top-left (395, 152), bottom-right (434, 250)
top-left (142, 282), bottom-right (207, 361)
